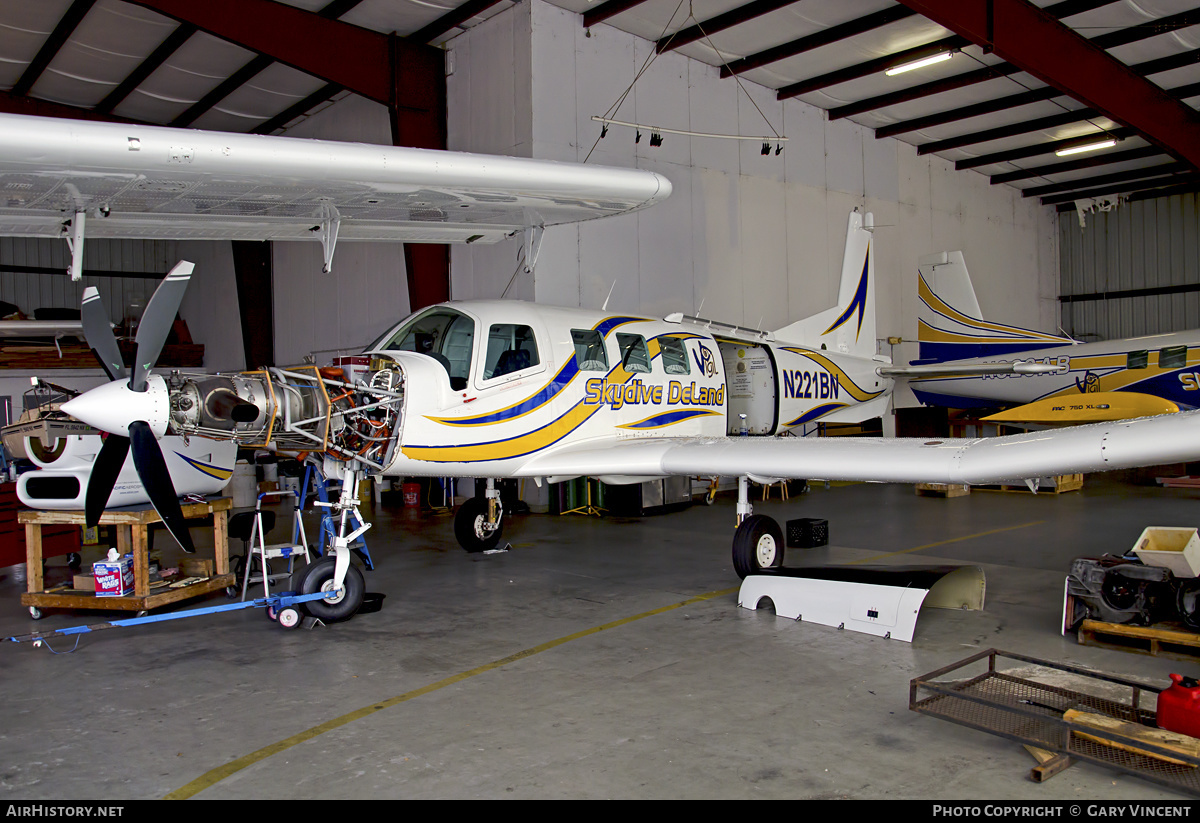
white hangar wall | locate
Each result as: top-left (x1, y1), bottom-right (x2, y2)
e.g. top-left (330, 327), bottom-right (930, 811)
top-left (445, 0), bottom-right (1059, 407)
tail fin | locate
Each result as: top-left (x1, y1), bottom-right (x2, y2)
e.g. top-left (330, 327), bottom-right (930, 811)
top-left (916, 251), bottom-right (1073, 363)
top-left (774, 209), bottom-right (876, 358)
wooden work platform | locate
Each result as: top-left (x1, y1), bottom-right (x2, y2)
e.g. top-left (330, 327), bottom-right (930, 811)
top-left (1077, 619), bottom-right (1200, 659)
top-left (19, 497), bottom-right (232, 616)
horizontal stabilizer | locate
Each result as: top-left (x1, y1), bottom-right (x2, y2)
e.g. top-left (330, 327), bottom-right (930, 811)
top-left (880, 361), bottom-right (1061, 378)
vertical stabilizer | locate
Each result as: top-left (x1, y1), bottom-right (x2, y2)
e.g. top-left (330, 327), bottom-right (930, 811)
top-left (916, 251), bottom-right (1074, 363)
top-left (774, 209), bottom-right (876, 358)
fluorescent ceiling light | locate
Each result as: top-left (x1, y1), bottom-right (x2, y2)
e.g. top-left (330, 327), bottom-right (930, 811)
top-left (1055, 139), bottom-right (1117, 157)
top-left (885, 51), bottom-right (954, 76)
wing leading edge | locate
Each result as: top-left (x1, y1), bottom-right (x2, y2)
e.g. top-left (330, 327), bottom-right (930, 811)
top-left (520, 410), bottom-right (1200, 485)
top-left (0, 114), bottom-right (672, 245)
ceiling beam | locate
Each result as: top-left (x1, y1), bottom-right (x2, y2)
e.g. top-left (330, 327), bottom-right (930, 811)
top-left (94, 22), bottom-right (196, 115)
top-left (917, 78), bottom-right (1200, 156)
top-left (584, 0), bottom-right (655, 29)
top-left (989, 145), bottom-right (1163, 185)
top-left (1021, 162), bottom-right (1187, 197)
top-left (893, 0), bottom-right (1200, 169)
top-left (917, 108), bottom-right (1100, 155)
top-left (1039, 171), bottom-right (1200, 205)
top-left (955, 127), bottom-right (1136, 170)
top-left (12, 0), bottom-right (97, 97)
top-left (0, 90), bottom-right (142, 123)
top-left (776, 34), bottom-right (966, 100)
top-left (252, 83), bottom-right (344, 135)
top-left (409, 0), bottom-right (512, 44)
top-left (656, 0), bottom-right (802, 54)
top-left (1053, 179), bottom-right (1200, 212)
top-left (721, 6), bottom-right (915, 78)
top-left (826, 0), bottom-right (1132, 122)
top-left (122, 0), bottom-right (433, 107)
top-left (875, 46), bottom-right (1200, 140)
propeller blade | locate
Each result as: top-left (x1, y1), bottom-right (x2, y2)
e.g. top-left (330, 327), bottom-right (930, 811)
top-left (131, 260), bottom-right (194, 392)
top-left (84, 434), bottom-right (130, 527)
top-left (128, 420), bottom-right (195, 553)
top-left (80, 287), bottom-right (126, 382)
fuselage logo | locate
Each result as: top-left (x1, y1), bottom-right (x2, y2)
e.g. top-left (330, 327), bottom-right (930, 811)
top-left (694, 344), bottom-right (717, 377)
top-left (1075, 371), bottom-right (1100, 393)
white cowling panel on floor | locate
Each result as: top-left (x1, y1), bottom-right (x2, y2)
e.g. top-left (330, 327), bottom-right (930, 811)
top-left (738, 565), bottom-right (986, 643)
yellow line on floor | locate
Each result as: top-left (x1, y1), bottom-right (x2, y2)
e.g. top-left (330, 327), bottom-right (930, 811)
top-left (163, 586), bottom-right (738, 800)
top-left (851, 520), bottom-right (1045, 563)
top-left (166, 520), bottom-right (1038, 799)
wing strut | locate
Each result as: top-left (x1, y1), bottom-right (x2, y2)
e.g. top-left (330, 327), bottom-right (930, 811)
top-left (64, 210), bottom-right (85, 282)
top-left (317, 203), bottom-right (340, 273)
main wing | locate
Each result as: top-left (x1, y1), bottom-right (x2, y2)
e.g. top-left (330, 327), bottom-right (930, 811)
top-left (0, 114), bottom-right (671, 245)
top-left (520, 410), bottom-right (1200, 485)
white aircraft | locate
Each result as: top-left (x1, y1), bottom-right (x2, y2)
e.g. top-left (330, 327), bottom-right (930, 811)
top-left (8, 113), bottom-right (1200, 623)
top-left (909, 251), bottom-right (1200, 422)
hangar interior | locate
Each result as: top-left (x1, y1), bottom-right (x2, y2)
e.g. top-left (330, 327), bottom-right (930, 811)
top-left (1, 0), bottom-right (1200, 801)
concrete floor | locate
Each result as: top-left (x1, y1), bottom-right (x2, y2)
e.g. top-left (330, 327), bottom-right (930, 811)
top-left (2, 475), bottom-right (1199, 800)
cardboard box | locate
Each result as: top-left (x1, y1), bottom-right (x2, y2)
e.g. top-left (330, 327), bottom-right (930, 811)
top-left (72, 573), bottom-right (95, 592)
top-left (92, 553), bottom-right (134, 597)
top-left (1132, 527), bottom-right (1200, 578)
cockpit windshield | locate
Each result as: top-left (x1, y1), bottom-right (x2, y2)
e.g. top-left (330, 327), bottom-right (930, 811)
top-left (368, 308), bottom-right (475, 390)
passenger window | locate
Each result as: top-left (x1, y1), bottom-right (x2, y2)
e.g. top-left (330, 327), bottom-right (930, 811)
top-left (659, 337), bottom-right (690, 375)
top-left (483, 324), bottom-right (540, 380)
top-left (617, 333), bottom-right (651, 373)
top-left (1128, 350), bottom-right (1149, 370)
top-left (572, 329), bottom-right (609, 371)
top-left (1159, 346), bottom-right (1188, 369)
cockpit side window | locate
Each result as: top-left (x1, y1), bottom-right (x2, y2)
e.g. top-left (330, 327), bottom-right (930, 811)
top-left (658, 337), bottom-right (691, 375)
top-left (372, 308), bottom-right (475, 390)
top-left (483, 324), bottom-right (541, 380)
top-left (571, 329), bottom-right (609, 371)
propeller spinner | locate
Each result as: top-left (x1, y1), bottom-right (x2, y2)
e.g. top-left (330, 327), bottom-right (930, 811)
top-left (62, 261), bottom-right (199, 553)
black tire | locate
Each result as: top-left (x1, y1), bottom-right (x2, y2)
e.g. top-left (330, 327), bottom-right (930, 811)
top-left (454, 496), bottom-right (503, 553)
top-left (294, 556), bottom-right (365, 623)
top-left (732, 515), bottom-right (784, 579)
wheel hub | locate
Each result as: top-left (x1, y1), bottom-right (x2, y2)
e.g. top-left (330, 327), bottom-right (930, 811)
top-left (755, 534), bottom-right (777, 567)
top-left (320, 579), bottom-right (346, 604)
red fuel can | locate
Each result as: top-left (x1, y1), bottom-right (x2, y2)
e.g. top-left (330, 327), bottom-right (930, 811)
top-left (1157, 674), bottom-right (1200, 737)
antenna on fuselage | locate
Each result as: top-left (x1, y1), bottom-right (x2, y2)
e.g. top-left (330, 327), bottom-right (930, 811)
top-left (602, 280), bottom-right (617, 311)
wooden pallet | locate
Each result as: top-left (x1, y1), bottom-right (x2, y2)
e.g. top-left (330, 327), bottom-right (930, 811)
top-left (974, 473), bottom-right (1084, 494)
top-left (1077, 619), bottom-right (1200, 658)
top-left (915, 482), bottom-right (970, 498)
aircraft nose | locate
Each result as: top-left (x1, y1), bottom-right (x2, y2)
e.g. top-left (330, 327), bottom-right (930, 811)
top-left (60, 376), bottom-right (171, 437)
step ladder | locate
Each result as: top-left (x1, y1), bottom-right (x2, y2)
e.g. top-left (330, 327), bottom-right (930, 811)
top-left (239, 489), bottom-right (312, 601)
top-left (301, 464), bottom-right (375, 571)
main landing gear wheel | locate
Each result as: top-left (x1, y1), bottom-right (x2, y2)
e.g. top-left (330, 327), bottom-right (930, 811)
top-left (732, 515), bottom-right (784, 579)
top-left (454, 496), bottom-right (504, 553)
top-left (293, 556), bottom-right (365, 623)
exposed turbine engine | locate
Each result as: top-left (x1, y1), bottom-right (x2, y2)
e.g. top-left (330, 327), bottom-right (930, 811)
top-left (58, 259), bottom-right (405, 553)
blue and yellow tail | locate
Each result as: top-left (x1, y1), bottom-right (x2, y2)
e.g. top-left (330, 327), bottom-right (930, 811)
top-left (915, 251), bottom-right (1073, 364)
top-left (774, 209), bottom-right (876, 359)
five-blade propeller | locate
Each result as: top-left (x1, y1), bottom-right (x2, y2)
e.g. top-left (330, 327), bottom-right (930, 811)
top-left (76, 261), bottom-right (197, 553)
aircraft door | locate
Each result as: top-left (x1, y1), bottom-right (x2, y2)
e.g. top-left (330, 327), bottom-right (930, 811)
top-left (720, 343), bottom-right (777, 435)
